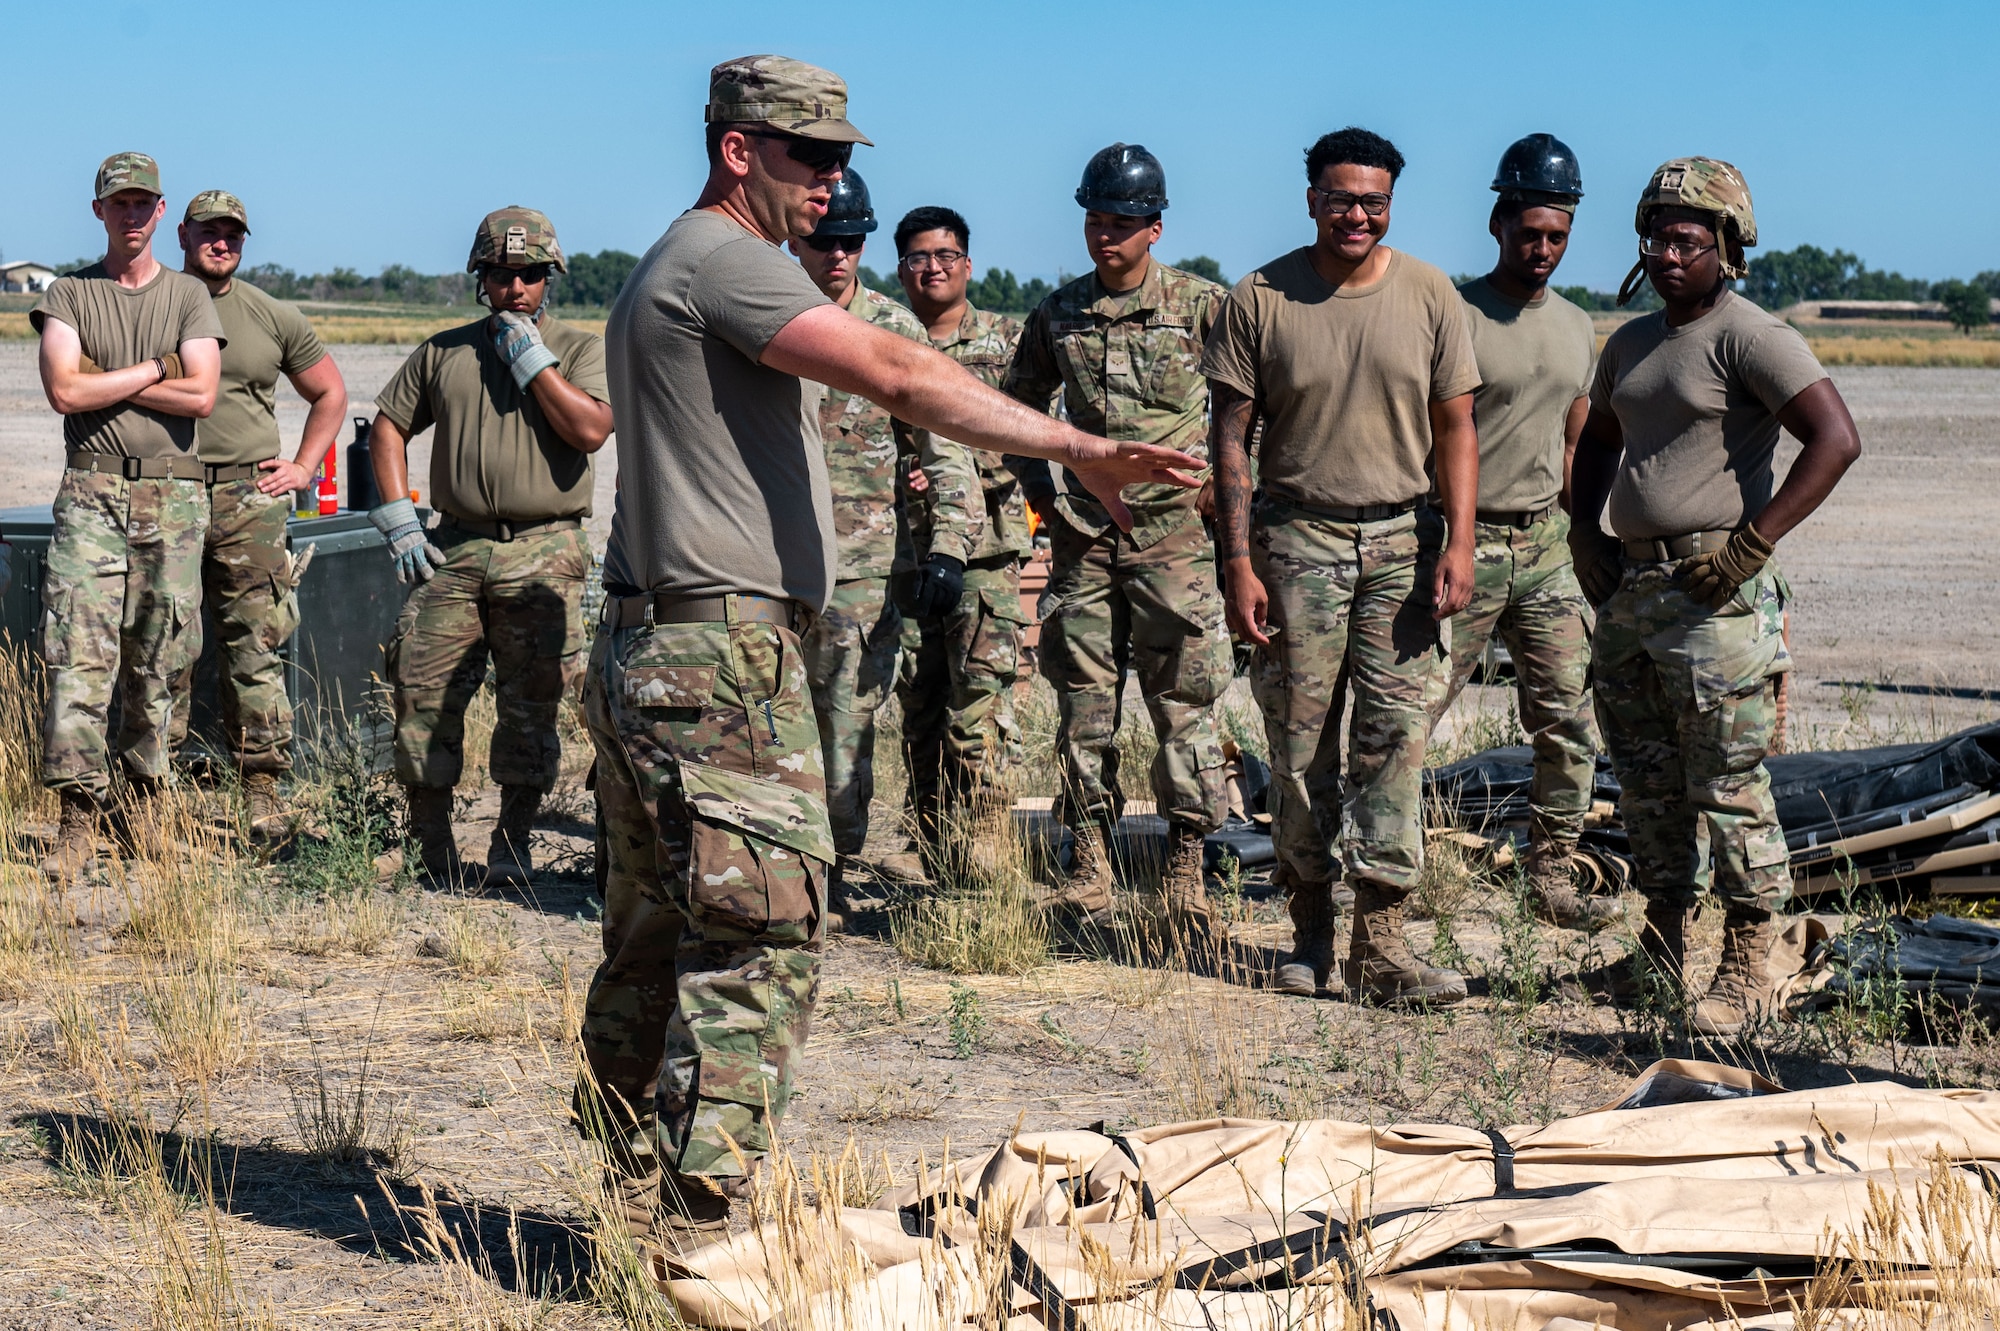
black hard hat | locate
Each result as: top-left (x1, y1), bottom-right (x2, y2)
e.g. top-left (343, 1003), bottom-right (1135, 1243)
top-left (1491, 133), bottom-right (1584, 200)
top-left (1075, 143), bottom-right (1168, 216)
top-left (814, 168), bottom-right (878, 236)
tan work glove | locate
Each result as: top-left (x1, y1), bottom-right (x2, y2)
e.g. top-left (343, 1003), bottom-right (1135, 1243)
top-left (159, 351), bottom-right (183, 379)
top-left (1567, 523), bottom-right (1623, 607)
top-left (77, 353), bottom-right (101, 373)
top-left (1676, 521), bottom-right (1774, 610)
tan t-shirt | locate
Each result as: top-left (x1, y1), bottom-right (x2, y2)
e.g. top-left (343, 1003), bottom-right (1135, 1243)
top-left (30, 262), bottom-right (226, 458)
top-left (601, 210), bottom-right (833, 605)
top-left (1458, 277), bottom-right (1595, 511)
top-left (1590, 289), bottom-right (1828, 539)
top-left (374, 315), bottom-right (605, 524)
top-left (198, 279), bottom-right (327, 466)
top-left (1201, 248), bottom-right (1479, 508)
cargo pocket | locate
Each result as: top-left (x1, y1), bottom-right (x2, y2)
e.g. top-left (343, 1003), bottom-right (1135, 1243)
top-left (1689, 630), bottom-right (1786, 712)
top-left (970, 585), bottom-right (1028, 682)
top-left (679, 759), bottom-right (831, 945)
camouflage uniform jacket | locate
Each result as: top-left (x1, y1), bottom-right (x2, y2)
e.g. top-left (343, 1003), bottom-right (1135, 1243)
top-left (1003, 262), bottom-right (1223, 551)
top-left (822, 286), bottom-right (983, 578)
top-left (929, 304), bottom-right (1030, 563)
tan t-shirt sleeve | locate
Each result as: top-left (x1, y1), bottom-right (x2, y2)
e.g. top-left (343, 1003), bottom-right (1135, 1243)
top-left (28, 279), bottom-right (79, 339)
top-left (1429, 279), bottom-right (1480, 401)
top-left (374, 344), bottom-right (435, 436)
top-left (1738, 323), bottom-right (1828, 412)
top-left (276, 300), bottom-right (327, 377)
top-left (562, 332), bottom-right (609, 404)
top-left (1198, 274), bottom-right (1262, 399)
top-left (177, 278), bottom-right (226, 349)
top-left (687, 235), bottom-right (830, 362)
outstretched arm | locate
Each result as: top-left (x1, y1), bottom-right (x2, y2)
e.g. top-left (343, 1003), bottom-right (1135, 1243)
top-left (1210, 380), bottom-right (1268, 645)
top-left (762, 304), bottom-right (1201, 533)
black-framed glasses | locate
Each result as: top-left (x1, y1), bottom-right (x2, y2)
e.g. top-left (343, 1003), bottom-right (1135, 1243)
top-left (483, 263), bottom-right (553, 285)
top-left (1639, 236), bottom-right (1717, 261)
top-left (804, 233), bottom-right (866, 254)
top-left (742, 129), bottom-right (852, 174)
top-left (1312, 187), bottom-right (1393, 217)
top-left (899, 248), bottom-right (966, 271)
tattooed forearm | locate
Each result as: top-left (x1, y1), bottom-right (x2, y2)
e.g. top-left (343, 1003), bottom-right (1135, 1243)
top-left (1211, 381), bottom-right (1256, 562)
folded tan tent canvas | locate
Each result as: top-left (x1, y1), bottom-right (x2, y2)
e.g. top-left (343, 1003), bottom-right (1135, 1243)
top-left (653, 1060), bottom-right (2000, 1331)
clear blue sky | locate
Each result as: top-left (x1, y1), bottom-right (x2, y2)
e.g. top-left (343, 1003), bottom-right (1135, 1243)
top-left (5, 0), bottom-right (1992, 293)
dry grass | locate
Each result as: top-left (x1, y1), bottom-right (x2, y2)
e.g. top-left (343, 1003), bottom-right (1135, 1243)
top-left (1808, 335), bottom-right (2000, 367)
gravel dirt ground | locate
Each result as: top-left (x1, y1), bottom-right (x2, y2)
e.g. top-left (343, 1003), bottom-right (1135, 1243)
top-left (0, 354), bottom-right (1995, 1327)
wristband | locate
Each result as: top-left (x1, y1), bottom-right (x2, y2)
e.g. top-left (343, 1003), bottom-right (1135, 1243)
top-left (153, 357), bottom-right (167, 384)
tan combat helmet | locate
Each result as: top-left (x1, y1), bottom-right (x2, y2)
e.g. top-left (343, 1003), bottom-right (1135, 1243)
top-left (467, 206), bottom-right (566, 274)
top-left (185, 189), bottom-right (250, 233)
top-left (1617, 156), bottom-right (1757, 305)
top-left (706, 54), bottom-right (872, 144)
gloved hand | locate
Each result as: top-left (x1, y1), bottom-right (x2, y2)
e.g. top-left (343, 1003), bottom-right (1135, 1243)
top-left (159, 351), bottom-right (183, 379)
top-left (1568, 523), bottom-right (1624, 607)
top-left (892, 553), bottom-right (966, 620)
top-left (368, 497), bottom-right (448, 585)
top-left (1676, 521), bottom-right (1774, 610)
top-left (492, 311), bottom-right (559, 391)
top-left (77, 353), bottom-right (102, 373)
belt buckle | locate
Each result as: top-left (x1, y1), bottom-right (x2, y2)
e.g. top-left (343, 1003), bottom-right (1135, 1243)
top-left (121, 457), bottom-right (143, 481)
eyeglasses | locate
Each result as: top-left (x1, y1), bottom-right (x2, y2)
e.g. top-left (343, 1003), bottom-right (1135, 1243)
top-left (741, 129), bottom-right (852, 174)
top-left (804, 233), bottom-right (866, 254)
top-left (899, 249), bottom-right (966, 271)
top-left (1639, 236), bottom-right (1717, 261)
top-left (484, 263), bottom-right (552, 285)
top-left (1312, 188), bottom-right (1393, 217)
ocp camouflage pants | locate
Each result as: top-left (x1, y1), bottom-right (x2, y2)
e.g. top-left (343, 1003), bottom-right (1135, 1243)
top-left (1038, 517), bottom-right (1231, 833)
top-left (386, 525), bottom-right (587, 792)
top-left (579, 602), bottom-right (830, 1177)
top-left (1249, 500), bottom-right (1449, 892)
top-left (897, 556), bottom-right (1024, 827)
top-left (1437, 514), bottom-right (1596, 849)
top-left (1593, 558), bottom-right (1792, 911)
top-left (167, 479), bottom-right (299, 773)
top-left (803, 576), bottom-right (902, 857)
top-left (40, 469), bottom-right (208, 800)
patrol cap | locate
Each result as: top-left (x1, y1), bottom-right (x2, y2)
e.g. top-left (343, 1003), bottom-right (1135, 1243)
top-left (467, 206), bottom-right (566, 274)
top-left (96, 152), bottom-right (161, 200)
top-left (184, 190), bottom-right (250, 234)
top-left (706, 55), bottom-right (872, 145)
top-left (813, 169), bottom-right (878, 236)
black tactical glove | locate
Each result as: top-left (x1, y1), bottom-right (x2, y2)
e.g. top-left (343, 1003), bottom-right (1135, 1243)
top-left (1568, 524), bottom-right (1624, 608)
top-left (893, 553), bottom-right (966, 620)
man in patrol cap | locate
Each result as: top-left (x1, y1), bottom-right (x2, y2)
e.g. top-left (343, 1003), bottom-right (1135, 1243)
top-left (783, 169), bottom-right (984, 922)
top-left (31, 152), bottom-right (224, 875)
top-left (1003, 143), bottom-right (1233, 943)
top-left (889, 204), bottom-right (1031, 877)
top-left (1570, 157), bottom-right (1860, 1032)
top-left (1204, 127), bottom-right (1481, 1005)
top-left (172, 189), bottom-right (349, 842)
top-left (365, 206), bottom-right (613, 888)
top-left (1442, 135), bottom-right (1613, 930)
top-left (582, 53), bottom-right (1199, 1240)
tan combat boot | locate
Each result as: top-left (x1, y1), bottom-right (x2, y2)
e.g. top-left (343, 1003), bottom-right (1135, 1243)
top-left (872, 840), bottom-right (930, 886)
top-left (1347, 880), bottom-right (1467, 1006)
top-left (661, 1168), bottom-right (742, 1233)
top-left (41, 789), bottom-right (102, 880)
top-left (1161, 825), bottom-right (1216, 945)
top-left (1272, 874), bottom-right (1342, 998)
top-left (406, 785), bottom-right (464, 888)
top-left (243, 772), bottom-right (292, 846)
top-left (1578, 895), bottom-right (1688, 1006)
top-left (1692, 906), bottom-right (1781, 1037)
top-left (1047, 820), bottom-right (1117, 928)
top-left (483, 786), bottom-right (541, 889)
top-left (1526, 839), bottom-right (1621, 932)
top-left (961, 789), bottom-right (1017, 881)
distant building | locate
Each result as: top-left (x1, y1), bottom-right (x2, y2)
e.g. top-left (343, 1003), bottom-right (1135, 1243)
top-left (0, 261), bottom-right (56, 293)
top-left (1808, 298), bottom-right (2000, 321)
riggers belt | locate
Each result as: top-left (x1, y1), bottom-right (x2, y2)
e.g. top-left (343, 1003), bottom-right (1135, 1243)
top-left (1433, 512), bottom-right (1597, 853)
top-left (1248, 499), bottom-right (1451, 893)
top-left (580, 609), bottom-right (833, 1176)
top-left (386, 526), bottom-right (589, 792)
top-left (40, 470), bottom-right (208, 799)
top-left (1591, 557), bottom-right (1793, 912)
top-left (166, 479), bottom-right (302, 774)
top-left (1038, 501), bottom-right (1232, 834)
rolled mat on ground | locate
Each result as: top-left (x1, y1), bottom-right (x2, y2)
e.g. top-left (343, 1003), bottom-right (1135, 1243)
top-left (652, 1060), bottom-right (2000, 1329)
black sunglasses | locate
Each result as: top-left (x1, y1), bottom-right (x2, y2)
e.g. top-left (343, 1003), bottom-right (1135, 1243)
top-left (803, 233), bottom-right (866, 253)
top-left (742, 129), bottom-right (852, 174)
top-left (484, 263), bottom-right (553, 285)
